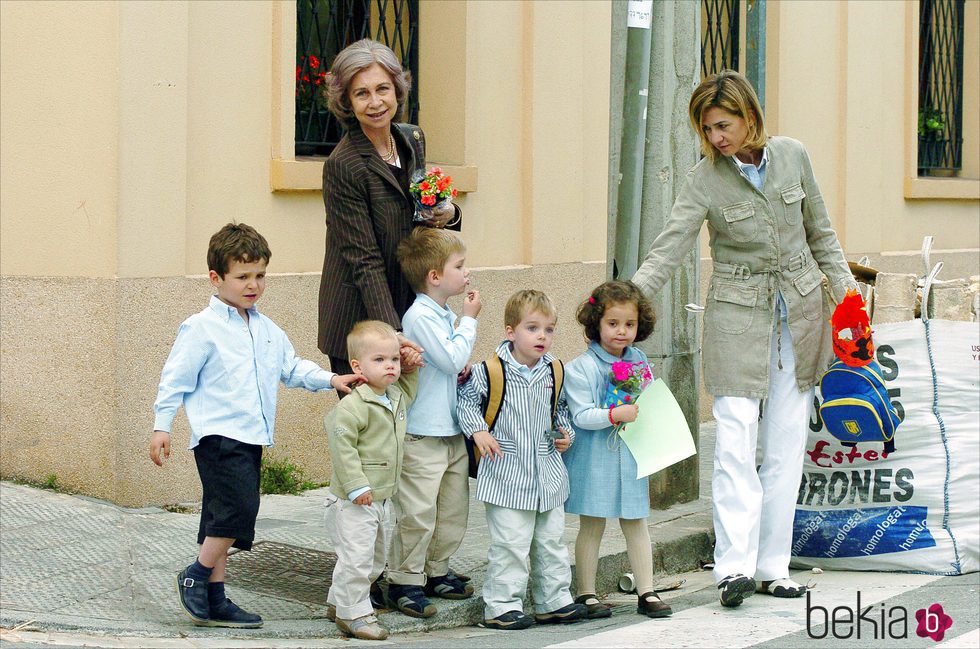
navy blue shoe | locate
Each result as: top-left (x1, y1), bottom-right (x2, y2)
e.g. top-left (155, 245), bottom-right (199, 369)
top-left (176, 568), bottom-right (210, 625)
top-left (482, 610), bottom-right (535, 630)
top-left (424, 572), bottom-right (474, 599)
top-left (534, 603), bottom-right (587, 624)
top-left (387, 583), bottom-right (437, 618)
top-left (208, 598), bottom-right (263, 628)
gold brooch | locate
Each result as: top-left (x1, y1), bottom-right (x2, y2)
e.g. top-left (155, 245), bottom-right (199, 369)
top-left (413, 130), bottom-right (421, 141)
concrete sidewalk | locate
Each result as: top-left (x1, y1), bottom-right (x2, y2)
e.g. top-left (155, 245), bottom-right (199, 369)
top-left (0, 425), bottom-right (716, 640)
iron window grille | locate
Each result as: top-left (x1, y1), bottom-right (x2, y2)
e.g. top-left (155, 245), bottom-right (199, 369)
top-left (702, 0), bottom-right (740, 78)
top-left (295, 0), bottom-right (419, 157)
top-left (917, 0), bottom-right (964, 174)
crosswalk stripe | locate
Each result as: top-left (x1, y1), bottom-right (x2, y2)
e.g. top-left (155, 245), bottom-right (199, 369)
top-left (546, 571), bottom-right (943, 648)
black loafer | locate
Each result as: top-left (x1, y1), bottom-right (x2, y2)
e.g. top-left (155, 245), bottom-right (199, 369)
top-left (637, 591), bottom-right (673, 618)
top-left (208, 598), bottom-right (263, 628)
top-left (175, 568), bottom-right (210, 625)
top-left (574, 594), bottom-right (612, 619)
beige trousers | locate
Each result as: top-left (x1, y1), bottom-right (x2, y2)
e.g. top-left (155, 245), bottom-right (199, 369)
top-left (388, 434), bottom-right (469, 585)
top-left (323, 494), bottom-right (393, 620)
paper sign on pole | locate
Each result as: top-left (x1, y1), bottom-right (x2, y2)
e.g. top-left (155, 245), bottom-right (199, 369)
top-left (617, 379), bottom-right (696, 478)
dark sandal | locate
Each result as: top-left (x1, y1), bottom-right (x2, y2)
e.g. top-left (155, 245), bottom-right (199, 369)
top-left (574, 593), bottom-right (612, 619)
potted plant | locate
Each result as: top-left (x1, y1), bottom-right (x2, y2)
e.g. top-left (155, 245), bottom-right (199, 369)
top-left (917, 107), bottom-right (949, 173)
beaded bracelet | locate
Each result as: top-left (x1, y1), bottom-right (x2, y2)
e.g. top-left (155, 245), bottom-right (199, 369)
top-left (608, 407), bottom-right (616, 425)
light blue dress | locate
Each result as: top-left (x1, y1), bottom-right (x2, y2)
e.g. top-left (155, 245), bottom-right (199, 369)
top-left (562, 342), bottom-right (651, 520)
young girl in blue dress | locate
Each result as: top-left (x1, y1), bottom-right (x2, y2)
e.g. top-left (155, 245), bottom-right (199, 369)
top-left (562, 280), bottom-right (672, 620)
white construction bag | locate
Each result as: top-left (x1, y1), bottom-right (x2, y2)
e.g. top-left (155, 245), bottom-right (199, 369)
top-left (791, 264), bottom-right (979, 574)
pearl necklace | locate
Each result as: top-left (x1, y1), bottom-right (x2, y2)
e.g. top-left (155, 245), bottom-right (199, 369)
top-left (380, 133), bottom-right (396, 163)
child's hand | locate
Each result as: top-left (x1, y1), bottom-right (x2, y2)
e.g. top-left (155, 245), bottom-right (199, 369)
top-left (462, 290), bottom-right (481, 318)
top-left (472, 430), bottom-right (503, 459)
top-left (457, 363), bottom-right (472, 386)
top-left (554, 427), bottom-right (572, 453)
top-left (149, 431), bottom-right (171, 467)
top-left (353, 490), bottom-right (373, 506)
top-left (331, 373), bottom-right (366, 393)
top-left (612, 404), bottom-right (639, 424)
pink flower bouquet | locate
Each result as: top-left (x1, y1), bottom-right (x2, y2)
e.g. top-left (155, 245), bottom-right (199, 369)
top-left (603, 361), bottom-right (653, 408)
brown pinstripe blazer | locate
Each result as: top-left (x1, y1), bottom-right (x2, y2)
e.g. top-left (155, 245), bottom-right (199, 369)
top-left (316, 123), bottom-right (427, 360)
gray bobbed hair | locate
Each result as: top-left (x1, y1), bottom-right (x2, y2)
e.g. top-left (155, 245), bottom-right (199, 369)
top-left (325, 39), bottom-right (412, 128)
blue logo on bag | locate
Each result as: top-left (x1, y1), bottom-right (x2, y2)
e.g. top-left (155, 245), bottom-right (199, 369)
top-left (819, 360), bottom-right (903, 449)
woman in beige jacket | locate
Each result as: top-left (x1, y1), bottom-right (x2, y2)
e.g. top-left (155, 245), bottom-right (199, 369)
top-left (632, 71), bottom-right (856, 608)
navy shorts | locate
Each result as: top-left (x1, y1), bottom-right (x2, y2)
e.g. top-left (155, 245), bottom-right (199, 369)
top-left (193, 435), bottom-right (263, 551)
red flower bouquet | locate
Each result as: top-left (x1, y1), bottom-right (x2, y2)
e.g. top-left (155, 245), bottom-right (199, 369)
top-left (409, 166), bottom-right (457, 223)
top-left (603, 361), bottom-right (653, 408)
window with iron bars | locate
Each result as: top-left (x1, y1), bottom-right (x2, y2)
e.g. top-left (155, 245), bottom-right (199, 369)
top-left (918, 0), bottom-right (964, 175)
top-left (702, 0), bottom-right (740, 79)
top-left (295, 0), bottom-right (419, 158)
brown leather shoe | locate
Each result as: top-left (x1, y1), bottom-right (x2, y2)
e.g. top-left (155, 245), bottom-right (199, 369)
top-left (637, 591), bottom-right (672, 618)
top-left (336, 614), bottom-right (389, 641)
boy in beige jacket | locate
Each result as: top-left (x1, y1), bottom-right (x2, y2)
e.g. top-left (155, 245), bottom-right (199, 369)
top-left (323, 320), bottom-right (419, 640)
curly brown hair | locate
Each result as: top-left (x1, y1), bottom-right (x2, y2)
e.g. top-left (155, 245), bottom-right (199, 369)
top-left (576, 280), bottom-right (655, 344)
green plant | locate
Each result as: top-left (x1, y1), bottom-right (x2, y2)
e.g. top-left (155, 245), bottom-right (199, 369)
top-left (259, 457), bottom-right (326, 495)
top-left (918, 107), bottom-right (946, 137)
top-left (43, 474), bottom-right (58, 490)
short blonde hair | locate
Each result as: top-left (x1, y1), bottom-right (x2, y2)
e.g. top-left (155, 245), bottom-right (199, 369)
top-left (346, 320), bottom-right (399, 361)
top-left (325, 39), bottom-right (411, 129)
top-left (396, 227), bottom-right (467, 292)
top-left (504, 290), bottom-right (556, 328)
top-left (689, 70), bottom-right (768, 162)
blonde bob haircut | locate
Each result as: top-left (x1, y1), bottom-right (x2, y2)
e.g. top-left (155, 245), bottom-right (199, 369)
top-left (689, 69), bottom-right (769, 162)
top-left (325, 39), bottom-right (412, 128)
top-left (346, 320), bottom-right (399, 362)
top-left (396, 227), bottom-right (467, 293)
top-left (504, 290), bottom-right (556, 329)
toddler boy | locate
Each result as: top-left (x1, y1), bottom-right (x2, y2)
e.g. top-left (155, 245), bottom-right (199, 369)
top-left (150, 222), bottom-right (361, 628)
top-left (385, 227), bottom-right (481, 617)
top-left (324, 320), bottom-right (419, 641)
top-left (457, 289), bottom-right (586, 630)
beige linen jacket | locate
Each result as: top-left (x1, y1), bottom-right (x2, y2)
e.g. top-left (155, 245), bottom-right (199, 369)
top-left (325, 370), bottom-right (419, 501)
top-left (632, 136), bottom-right (856, 398)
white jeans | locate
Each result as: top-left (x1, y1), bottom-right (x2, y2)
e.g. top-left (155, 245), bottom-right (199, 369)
top-left (711, 314), bottom-right (813, 584)
top-left (323, 494), bottom-right (393, 620)
top-left (482, 503), bottom-right (574, 619)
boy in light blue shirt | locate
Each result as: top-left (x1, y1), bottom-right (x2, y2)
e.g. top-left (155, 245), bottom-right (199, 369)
top-left (150, 222), bottom-right (361, 629)
top-left (386, 227), bottom-right (480, 618)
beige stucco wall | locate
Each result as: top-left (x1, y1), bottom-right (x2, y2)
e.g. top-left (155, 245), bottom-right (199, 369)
top-left (1, 0), bottom-right (976, 504)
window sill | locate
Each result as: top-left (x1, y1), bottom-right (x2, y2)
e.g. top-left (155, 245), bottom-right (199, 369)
top-left (904, 176), bottom-right (980, 200)
top-left (270, 158), bottom-right (478, 194)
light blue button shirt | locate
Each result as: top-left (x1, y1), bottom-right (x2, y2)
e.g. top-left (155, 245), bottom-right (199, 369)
top-left (153, 295), bottom-right (336, 449)
top-left (402, 293), bottom-right (477, 436)
top-left (732, 147), bottom-right (787, 320)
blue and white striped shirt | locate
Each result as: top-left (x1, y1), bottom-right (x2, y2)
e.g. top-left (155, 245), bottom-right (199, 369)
top-left (457, 342), bottom-right (573, 512)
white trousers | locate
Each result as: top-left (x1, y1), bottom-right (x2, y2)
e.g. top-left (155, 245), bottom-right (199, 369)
top-left (711, 314), bottom-right (813, 584)
top-left (323, 494), bottom-right (393, 620)
top-left (482, 503), bottom-right (574, 619)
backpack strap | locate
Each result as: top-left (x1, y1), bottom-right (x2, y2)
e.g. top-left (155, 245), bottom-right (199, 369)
top-left (481, 354), bottom-right (507, 432)
top-left (549, 359), bottom-right (564, 425)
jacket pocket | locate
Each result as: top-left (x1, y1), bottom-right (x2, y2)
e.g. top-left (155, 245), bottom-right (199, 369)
top-left (780, 183), bottom-right (806, 225)
top-left (709, 280), bottom-right (759, 335)
top-left (792, 264), bottom-right (824, 321)
top-left (721, 201), bottom-right (758, 243)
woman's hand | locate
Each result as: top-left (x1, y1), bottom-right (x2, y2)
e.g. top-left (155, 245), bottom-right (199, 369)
top-left (419, 203), bottom-right (456, 228)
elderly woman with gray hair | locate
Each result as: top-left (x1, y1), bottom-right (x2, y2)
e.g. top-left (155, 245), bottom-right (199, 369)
top-left (317, 38), bottom-right (460, 377)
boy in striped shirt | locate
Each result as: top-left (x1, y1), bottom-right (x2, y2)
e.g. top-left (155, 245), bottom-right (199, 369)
top-left (457, 290), bottom-right (587, 630)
